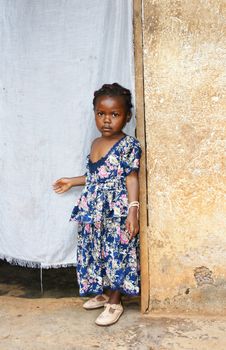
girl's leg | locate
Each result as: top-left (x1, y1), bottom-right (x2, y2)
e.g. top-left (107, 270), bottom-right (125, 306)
top-left (108, 290), bottom-right (121, 304)
top-left (102, 289), bottom-right (121, 303)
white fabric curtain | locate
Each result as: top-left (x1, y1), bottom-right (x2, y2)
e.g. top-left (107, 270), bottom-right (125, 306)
top-left (0, 0), bottom-right (135, 268)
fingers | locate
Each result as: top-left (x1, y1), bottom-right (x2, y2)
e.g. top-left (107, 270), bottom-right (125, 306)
top-left (52, 183), bottom-right (61, 191)
top-left (52, 179), bottom-right (61, 186)
top-left (128, 223), bottom-right (133, 239)
top-left (52, 178), bottom-right (67, 187)
top-left (52, 179), bottom-right (66, 193)
top-left (52, 183), bottom-right (61, 190)
top-left (52, 182), bottom-right (66, 194)
top-left (52, 183), bottom-right (61, 189)
top-left (54, 188), bottom-right (64, 193)
top-left (126, 222), bottom-right (136, 240)
top-left (130, 229), bottom-right (136, 240)
top-left (128, 224), bottom-right (139, 240)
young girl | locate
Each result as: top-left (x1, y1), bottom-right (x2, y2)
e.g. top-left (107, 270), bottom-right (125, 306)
top-left (52, 83), bottom-right (142, 326)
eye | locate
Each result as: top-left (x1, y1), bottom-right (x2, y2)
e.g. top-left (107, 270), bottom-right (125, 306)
top-left (97, 111), bottom-right (104, 117)
top-left (112, 112), bottom-right (119, 118)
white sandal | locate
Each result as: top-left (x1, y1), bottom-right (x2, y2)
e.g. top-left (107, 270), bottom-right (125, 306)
top-left (83, 294), bottom-right (109, 310)
top-left (95, 303), bottom-right (124, 326)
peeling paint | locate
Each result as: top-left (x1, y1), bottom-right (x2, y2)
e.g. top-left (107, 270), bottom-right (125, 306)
top-left (194, 266), bottom-right (214, 286)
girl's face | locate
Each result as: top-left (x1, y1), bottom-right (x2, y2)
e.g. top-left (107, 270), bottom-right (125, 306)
top-left (94, 95), bottom-right (130, 138)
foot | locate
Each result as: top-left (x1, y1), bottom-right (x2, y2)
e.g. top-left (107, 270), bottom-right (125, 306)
top-left (83, 294), bottom-right (109, 310)
top-left (95, 302), bottom-right (124, 326)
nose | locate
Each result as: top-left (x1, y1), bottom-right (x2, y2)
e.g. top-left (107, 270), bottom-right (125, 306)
top-left (103, 114), bottom-right (111, 124)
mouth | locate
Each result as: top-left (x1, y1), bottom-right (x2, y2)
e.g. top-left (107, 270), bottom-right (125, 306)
top-left (102, 127), bottom-right (112, 131)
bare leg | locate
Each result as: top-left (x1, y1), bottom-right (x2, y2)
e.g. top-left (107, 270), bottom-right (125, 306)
top-left (95, 290), bottom-right (121, 304)
top-left (108, 290), bottom-right (121, 304)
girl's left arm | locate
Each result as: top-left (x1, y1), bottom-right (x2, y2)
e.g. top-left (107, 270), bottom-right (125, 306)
top-left (126, 171), bottom-right (139, 240)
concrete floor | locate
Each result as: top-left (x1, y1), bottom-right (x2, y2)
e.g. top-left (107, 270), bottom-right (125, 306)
top-left (0, 261), bottom-right (226, 350)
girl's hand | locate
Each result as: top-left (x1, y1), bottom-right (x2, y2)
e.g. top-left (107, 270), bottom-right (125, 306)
top-left (126, 207), bottom-right (139, 240)
top-left (52, 178), bottom-right (73, 194)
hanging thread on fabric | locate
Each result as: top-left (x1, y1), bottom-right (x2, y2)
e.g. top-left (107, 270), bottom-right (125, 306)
top-left (40, 266), bottom-right (44, 295)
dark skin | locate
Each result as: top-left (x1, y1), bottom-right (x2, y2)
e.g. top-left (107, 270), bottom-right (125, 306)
top-left (52, 95), bottom-right (139, 305)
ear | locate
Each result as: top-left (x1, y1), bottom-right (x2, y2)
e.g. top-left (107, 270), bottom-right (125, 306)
top-left (127, 113), bottom-right (132, 122)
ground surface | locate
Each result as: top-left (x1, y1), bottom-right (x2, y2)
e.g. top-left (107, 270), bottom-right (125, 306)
top-left (0, 261), bottom-right (226, 350)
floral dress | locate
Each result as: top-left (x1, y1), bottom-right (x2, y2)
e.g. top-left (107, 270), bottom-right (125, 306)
top-left (69, 135), bottom-right (142, 296)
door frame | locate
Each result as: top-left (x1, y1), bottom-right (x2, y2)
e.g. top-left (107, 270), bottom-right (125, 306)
top-left (133, 0), bottom-right (150, 313)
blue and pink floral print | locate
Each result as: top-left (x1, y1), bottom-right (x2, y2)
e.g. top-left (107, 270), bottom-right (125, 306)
top-left (70, 135), bottom-right (142, 296)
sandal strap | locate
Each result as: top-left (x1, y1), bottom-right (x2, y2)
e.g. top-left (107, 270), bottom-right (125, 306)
top-left (101, 294), bottom-right (109, 301)
top-left (104, 303), bottom-right (123, 311)
top-left (92, 294), bottom-right (109, 302)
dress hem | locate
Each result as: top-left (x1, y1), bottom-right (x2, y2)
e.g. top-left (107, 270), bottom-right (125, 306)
top-left (78, 286), bottom-right (140, 297)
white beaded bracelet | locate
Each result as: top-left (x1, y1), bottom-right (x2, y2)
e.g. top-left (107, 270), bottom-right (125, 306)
top-left (128, 201), bottom-right (140, 219)
top-left (128, 201), bottom-right (140, 209)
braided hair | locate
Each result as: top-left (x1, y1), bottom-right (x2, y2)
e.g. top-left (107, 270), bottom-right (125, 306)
top-left (93, 83), bottom-right (133, 115)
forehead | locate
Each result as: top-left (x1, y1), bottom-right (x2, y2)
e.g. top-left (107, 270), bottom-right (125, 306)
top-left (94, 95), bottom-right (126, 110)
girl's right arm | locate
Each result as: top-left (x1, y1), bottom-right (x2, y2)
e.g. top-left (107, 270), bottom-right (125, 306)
top-left (52, 175), bottom-right (86, 194)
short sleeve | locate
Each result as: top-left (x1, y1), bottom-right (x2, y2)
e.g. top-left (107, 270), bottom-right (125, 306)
top-left (122, 138), bottom-right (142, 176)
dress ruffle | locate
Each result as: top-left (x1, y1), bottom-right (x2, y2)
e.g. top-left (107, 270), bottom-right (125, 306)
top-left (70, 178), bottom-right (129, 223)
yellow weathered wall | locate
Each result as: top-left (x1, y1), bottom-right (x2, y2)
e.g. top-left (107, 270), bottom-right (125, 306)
top-left (143, 0), bottom-right (226, 313)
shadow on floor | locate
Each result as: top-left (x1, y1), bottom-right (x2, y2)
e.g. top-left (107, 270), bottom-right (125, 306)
top-left (0, 260), bottom-right (79, 299)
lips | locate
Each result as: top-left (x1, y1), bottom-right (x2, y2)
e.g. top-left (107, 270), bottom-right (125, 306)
top-left (102, 127), bottom-right (112, 131)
